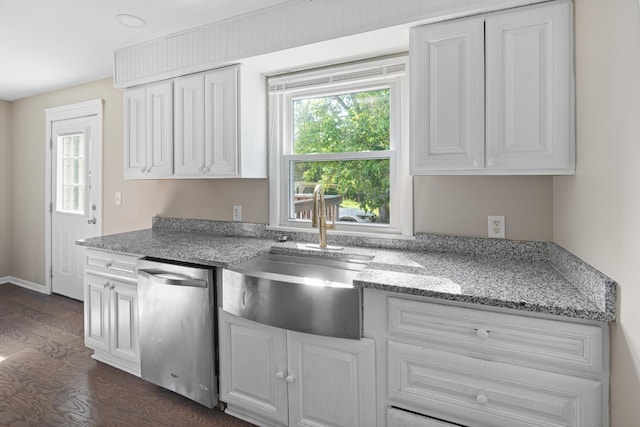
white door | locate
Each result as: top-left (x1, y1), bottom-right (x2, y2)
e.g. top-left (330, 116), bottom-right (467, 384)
top-left (287, 331), bottom-right (376, 427)
top-left (410, 17), bottom-right (485, 173)
top-left (485, 0), bottom-right (573, 172)
top-left (174, 73), bottom-right (205, 176)
top-left (218, 310), bottom-right (289, 426)
top-left (123, 86), bottom-right (147, 178)
top-left (110, 280), bottom-right (140, 365)
top-left (51, 115), bottom-right (101, 300)
top-left (204, 67), bottom-right (238, 176)
top-left (84, 273), bottom-right (110, 352)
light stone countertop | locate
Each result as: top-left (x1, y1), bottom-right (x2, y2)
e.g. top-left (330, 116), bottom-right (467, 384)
top-left (78, 218), bottom-right (616, 323)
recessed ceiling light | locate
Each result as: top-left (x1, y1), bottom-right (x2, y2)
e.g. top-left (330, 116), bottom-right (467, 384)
top-left (116, 14), bottom-right (147, 28)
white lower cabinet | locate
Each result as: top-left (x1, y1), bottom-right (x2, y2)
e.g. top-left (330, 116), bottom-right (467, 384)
top-left (83, 249), bottom-right (141, 376)
top-left (388, 341), bottom-right (601, 427)
top-left (219, 310), bottom-right (376, 427)
top-left (364, 290), bottom-right (609, 427)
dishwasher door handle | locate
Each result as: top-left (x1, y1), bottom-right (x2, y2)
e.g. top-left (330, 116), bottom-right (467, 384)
top-left (137, 269), bottom-right (208, 288)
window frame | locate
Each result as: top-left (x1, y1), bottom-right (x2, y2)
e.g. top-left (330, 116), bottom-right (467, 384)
top-left (268, 56), bottom-right (413, 237)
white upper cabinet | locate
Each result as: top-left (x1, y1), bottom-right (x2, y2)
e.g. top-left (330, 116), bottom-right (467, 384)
top-left (124, 64), bottom-right (266, 179)
top-left (124, 81), bottom-right (173, 179)
top-left (174, 67), bottom-right (243, 177)
top-left (411, 0), bottom-right (574, 175)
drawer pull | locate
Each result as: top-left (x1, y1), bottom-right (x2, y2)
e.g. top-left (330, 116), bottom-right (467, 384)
top-left (476, 394), bottom-right (489, 405)
top-left (475, 328), bottom-right (490, 339)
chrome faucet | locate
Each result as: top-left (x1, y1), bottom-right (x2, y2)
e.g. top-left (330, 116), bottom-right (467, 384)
top-left (311, 184), bottom-right (334, 248)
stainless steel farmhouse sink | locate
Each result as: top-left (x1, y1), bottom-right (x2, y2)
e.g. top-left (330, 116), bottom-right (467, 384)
top-left (222, 253), bottom-right (369, 339)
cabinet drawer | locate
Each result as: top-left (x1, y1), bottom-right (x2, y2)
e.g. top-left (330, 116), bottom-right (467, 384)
top-left (387, 297), bottom-right (603, 375)
top-left (84, 249), bottom-right (140, 281)
top-left (388, 341), bottom-right (602, 427)
top-left (388, 407), bottom-right (459, 427)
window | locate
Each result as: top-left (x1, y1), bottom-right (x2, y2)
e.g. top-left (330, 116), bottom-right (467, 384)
top-left (57, 133), bottom-right (86, 214)
top-left (268, 56), bottom-right (412, 236)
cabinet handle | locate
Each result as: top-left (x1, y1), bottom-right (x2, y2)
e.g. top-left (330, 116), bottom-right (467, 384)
top-left (146, 167), bottom-right (151, 173)
top-left (106, 261), bottom-right (113, 268)
top-left (109, 284), bottom-right (115, 290)
top-left (476, 394), bottom-right (489, 405)
top-left (198, 166), bottom-right (204, 172)
top-left (140, 167), bottom-right (146, 173)
top-left (87, 218), bottom-right (97, 224)
top-left (276, 371), bottom-right (285, 380)
top-left (473, 159), bottom-right (481, 167)
top-left (286, 375), bottom-right (295, 383)
top-left (475, 329), bottom-right (489, 339)
top-left (487, 158), bottom-right (496, 167)
top-left (204, 165), bottom-right (211, 173)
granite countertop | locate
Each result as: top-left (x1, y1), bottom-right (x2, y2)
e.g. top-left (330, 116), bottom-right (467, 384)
top-left (78, 217), bottom-right (617, 322)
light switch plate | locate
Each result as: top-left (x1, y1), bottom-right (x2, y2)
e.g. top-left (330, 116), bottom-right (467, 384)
top-left (115, 192), bottom-right (122, 206)
top-left (488, 215), bottom-right (505, 238)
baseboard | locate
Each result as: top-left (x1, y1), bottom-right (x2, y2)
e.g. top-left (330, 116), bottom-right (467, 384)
top-left (1, 277), bottom-right (48, 294)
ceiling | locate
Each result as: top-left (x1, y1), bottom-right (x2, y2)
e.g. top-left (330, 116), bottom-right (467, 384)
top-left (0, 0), bottom-right (293, 101)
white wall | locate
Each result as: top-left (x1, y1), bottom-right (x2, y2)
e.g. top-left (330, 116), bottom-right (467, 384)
top-left (554, 0), bottom-right (640, 425)
top-left (414, 175), bottom-right (553, 241)
top-left (0, 100), bottom-right (10, 277)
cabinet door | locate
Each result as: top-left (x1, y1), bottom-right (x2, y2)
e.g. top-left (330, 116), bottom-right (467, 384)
top-left (146, 81), bottom-right (174, 177)
top-left (123, 87), bottom-right (147, 178)
top-left (109, 280), bottom-right (139, 365)
top-left (174, 74), bottom-right (205, 176)
top-left (388, 341), bottom-right (602, 427)
top-left (410, 18), bottom-right (485, 174)
top-left (84, 274), bottom-right (110, 352)
top-left (287, 331), bottom-right (376, 427)
top-left (204, 67), bottom-right (239, 176)
top-left (485, 0), bottom-right (573, 173)
top-left (219, 311), bottom-right (288, 426)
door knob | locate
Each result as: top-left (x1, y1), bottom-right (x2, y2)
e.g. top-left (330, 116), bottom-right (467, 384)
top-left (88, 218), bottom-right (97, 224)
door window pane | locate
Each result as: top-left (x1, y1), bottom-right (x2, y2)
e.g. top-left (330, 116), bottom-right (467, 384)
top-left (57, 133), bottom-right (86, 214)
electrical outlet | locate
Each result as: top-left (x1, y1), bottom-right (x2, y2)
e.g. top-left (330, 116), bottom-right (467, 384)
top-left (232, 205), bottom-right (242, 222)
top-left (115, 192), bottom-right (122, 206)
top-left (488, 215), bottom-right (505, 239)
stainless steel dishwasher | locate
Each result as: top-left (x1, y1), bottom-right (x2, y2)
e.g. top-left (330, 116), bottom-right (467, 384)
top-left (136, 258), bottom-right (217, 408)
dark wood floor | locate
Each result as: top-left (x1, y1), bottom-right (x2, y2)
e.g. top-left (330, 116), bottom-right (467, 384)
top-left (0, 283), bottom-right (254, 427)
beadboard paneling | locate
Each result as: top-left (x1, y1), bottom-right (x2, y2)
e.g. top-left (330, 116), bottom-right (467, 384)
top-left (114, 0), bottom-right (547, 87)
